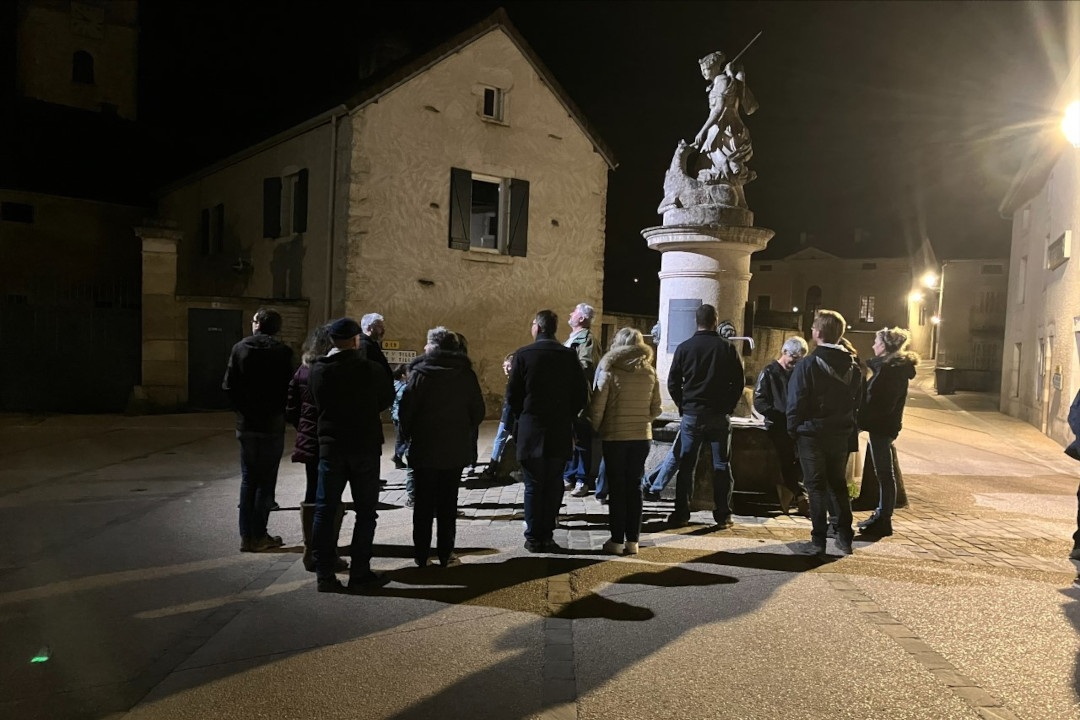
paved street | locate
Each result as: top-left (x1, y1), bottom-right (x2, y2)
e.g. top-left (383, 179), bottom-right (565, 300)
top-left (1, 372), bottom-right (1078, 720)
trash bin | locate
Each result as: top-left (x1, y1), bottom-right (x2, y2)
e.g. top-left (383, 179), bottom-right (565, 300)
top-left (935, 366), bottom-right (956, 395)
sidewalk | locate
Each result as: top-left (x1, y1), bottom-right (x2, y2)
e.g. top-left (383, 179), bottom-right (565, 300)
top-left (0, 376), bottom-right (1078, 720)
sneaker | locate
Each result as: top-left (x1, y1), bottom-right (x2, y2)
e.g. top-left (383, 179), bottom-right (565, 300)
top-left (570, 484), bottom-right (590, 498)
top-left (415, 556), bottom-right (429, 568)
top-left (857, 512), bottom-right (881, 530)
top-left (597, 497), bottom-right (609, 506)
top-left (666, 513), bottom-right (689, 529)
top-left (826, 525), bottom-right (837, 539)
top-left (713, 515), bottom-right (735, 530)
top-left (624, 541), bottom-right (639, 555)
top-left (858, 518), bottom-right (893, 537)
top-left (834, 536), bottom-right (854, 555)
top-left (794, 540), bottom-right (826, 556)
top-left (1069, 547), bottom-right (1080, 561)
top-left (524, 539), bottom-right (546, 553)
top-left (405, 497), bottom-right (415, 508)
top-left (317, 577), bottom-right (348, 593)
top-left (347, 570), bottom-right (389, 591)
top-left (439, 554), bottom-right (462, 567)
top-left (602, 540), bottom-right (625, 555)
top-left (246, 535), bottom-right (284, 552)
top-left (563, 481), bottom-right (574, 491)
top-left (643, 490), bottom-right (662, 502)
top-left (543, 540), bottom-right (563, 553)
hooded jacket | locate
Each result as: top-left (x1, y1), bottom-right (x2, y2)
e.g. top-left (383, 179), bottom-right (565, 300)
top-left (786, 344), bottom-right (862, 438)
top-left (222, 333), bottom-right (294, 433)
top-left (858, 351), bottom-right (919, 438)
top-left (309, 348), bottom-right (394, 456)
top-left (398, 350), bottom-right (486, 469)
top-left (587, 344), bottom-right (663, 441)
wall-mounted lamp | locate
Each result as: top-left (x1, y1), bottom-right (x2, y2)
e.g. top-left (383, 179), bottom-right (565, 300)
top-left (909, 291), bottom-right (924, 303)
top-left (930, 315), bottom-right (941, 325)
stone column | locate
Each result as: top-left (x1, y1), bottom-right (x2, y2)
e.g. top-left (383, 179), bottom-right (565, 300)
top-left (133, 224), bottom-right (186, 410)
top-left (642, 224), bottom-right (774, 414)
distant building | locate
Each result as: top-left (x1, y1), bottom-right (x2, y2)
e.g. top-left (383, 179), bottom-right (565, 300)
top-left (998, 56), bottom-right (1080, 445)
top-left (748, 240), bottom-right (938, 361)
top-left (143, 11), bottom-right (615, 413)
top-left (935, 259), bottom-right (1008, 392)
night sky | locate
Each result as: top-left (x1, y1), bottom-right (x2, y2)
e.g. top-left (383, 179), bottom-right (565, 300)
top-left (135, 1), bottom-right (1075, 314)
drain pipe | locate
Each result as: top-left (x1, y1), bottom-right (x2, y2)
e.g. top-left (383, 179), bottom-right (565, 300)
top-left (324, 106), bottom-right (347, 318)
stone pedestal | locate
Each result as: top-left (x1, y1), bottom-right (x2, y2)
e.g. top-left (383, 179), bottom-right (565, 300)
top-left (132, 224), bottom-right (186, 411)
top-left (642, 224), bottom-right (774, 413)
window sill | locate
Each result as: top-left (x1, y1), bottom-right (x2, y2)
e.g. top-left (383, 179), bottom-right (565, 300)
top-left (463, 250), bottom-right (513, 265)
top-left (480, 116), bottom-right (510, 127)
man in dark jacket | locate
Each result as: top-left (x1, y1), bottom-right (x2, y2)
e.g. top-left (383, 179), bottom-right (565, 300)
top-left (360, 312), bottom-right (392, 380)
top-left (309, 317), bottom-right (395, 592)
top-left (753, 335), bottom-right (809, 515)
top-left (222, 308), bottom-right (294, 553)
top-left (786, 309), bottom-right (861, 555)
top-left (667, 303), bottom-right (745, 529)
top-left (399, 327), bottom-right (485, 567)
top-left (506, 309), bottom-right (588, 551)
top-left (1065, 389), bottom-right (1080, 580)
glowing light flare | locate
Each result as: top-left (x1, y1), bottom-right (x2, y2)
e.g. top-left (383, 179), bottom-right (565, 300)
top-left (930, 315), bottom-right (941, 325)
top-left (1063, 101), bottom-right (1080, 148)
top-left (791, 306), bottom-right (799, 312)
top-left (922, 272), bottom-right (938, 288)
top-left (909, 291), bottom-right (924, 303)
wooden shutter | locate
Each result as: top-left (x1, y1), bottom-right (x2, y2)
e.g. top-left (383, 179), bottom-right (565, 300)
top-left (199, 208), bottom-right (210, 255)
top-left (212, 203), bottom-right (225, 254)
top-left (448, 167), bottom-right (471, 251)
top-left (507, 178), bottom-right (529, 257)
top-left (263, 177), bottom-right (281, 238)
top-left (293, 169), bottom-right (309, 233)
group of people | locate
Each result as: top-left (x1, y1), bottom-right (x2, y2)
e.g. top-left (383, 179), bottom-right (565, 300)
top-left (221, 299), bottom-right (921, 594)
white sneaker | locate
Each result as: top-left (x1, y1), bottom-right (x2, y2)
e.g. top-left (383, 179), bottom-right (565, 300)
top-left (602, 540), bottom-right (624, 555)
top-left (624, 541), bottom-right (639, 555)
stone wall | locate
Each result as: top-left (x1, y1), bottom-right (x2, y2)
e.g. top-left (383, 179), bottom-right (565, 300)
top-left (345, 28), bottom-right (609, 414)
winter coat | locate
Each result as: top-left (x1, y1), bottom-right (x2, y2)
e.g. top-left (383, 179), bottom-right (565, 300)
top-left (587, 344), bottom-right (662, 441)
top-left (222, 333), bottom-right (294, 433)
top-left (506, 334), bottom-right (588, 462)
top-left (361, 334), bottom-right (392, 383)
top-left (309, 348), bottom-right (394, 457)
top-left (668, 330), bottom-right (745, 417)
top-left (753, 359), bottom-right (791, 430)
top-left (398, 350), bottom-right (486, 469)
top-left (567, 328), bottom-right (601, 385)
top-left (786, 344), bottom-right (862, 438)
top-left (285, 364), bottom-right (318, 463)
top-left (858, 352), bottom-right (918, 438)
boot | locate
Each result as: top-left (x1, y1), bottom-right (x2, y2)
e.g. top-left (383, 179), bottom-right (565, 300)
top-left (851, 452), bottom-right (880, 511)
top-left (893, 445), bottom-right (909, 508)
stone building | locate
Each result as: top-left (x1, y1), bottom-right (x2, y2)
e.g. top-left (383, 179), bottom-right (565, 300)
top-left (1, 0), bottom-right (151, 412)
top-left (747, 240), bottom-right (938, 360)
top-left (998, 56), bottom-right (1080, 445)
top-left (935, 258), bottom-right (1008, 392)
top-left (145, 10), bottom-right (615, 412)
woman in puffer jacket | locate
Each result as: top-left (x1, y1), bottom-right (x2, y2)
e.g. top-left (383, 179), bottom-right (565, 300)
top-left (588, 328), bottom-right (662, 555)
top-left (856, 326), bottom-right (920, 537)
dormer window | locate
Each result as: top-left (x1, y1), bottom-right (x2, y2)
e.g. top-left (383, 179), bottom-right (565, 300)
top-left (481, 86), bottom-right (504, 122)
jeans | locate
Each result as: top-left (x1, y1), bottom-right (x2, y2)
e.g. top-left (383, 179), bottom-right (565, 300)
top-left (313, 452), bottom-right (381, 581)
top-left (604, 440), bottom-right (649, 543)
top-left (645, 433), bottom-right (682, 493)
top-left (674, 414), bottom-right (734, 521)
top-left (237, 431), bottom-right (284, 540)
top-left (796, 435), bottom-right (853, 544)
top-left (867, 432), bottom-right (897, 520)
top-left (412, 467), bottom-right (461, 563)
top-left (564, 418), bottom-right (594, 487)
top-left (491, 403), bottom-right (512, 463)
top-left (767, 427), bottom-right (805, 498)
top-left (393, 421), bottom-right (407, 460)
top-left (521, 457), bottom-right (567, 542)
top-left (303, 460), bottom-right (319, 504)
top-left (594, 458), bottom-right (608, 500)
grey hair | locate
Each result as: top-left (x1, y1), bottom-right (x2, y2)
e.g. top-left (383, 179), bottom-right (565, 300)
top-left (781, 336), bottom-right (808, 358)
top-left (361, 313), bottom-right (384, 332)
top-left (576, 303), bottom-right (595, 322)
top-left (876, 326), bottom-right (911, 354)
top-left (426, 325), bottom-right (460, 351)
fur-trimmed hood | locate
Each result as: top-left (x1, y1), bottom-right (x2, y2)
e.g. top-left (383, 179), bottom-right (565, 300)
top-left (599, 343), bottom-right (653, 373)
top-left (868, 351), bottom-right (919, 380)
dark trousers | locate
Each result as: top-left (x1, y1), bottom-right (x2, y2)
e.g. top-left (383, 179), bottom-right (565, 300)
top-left (867, 432), bottom-right (897, 519)
top-left (1073, 483), bottom-right (1080, 550)
top-left (564, 419), bottom-right (594, 487)
top-left (237, 431), bottom-right (284, 540)
top-left (604, 440), bottom-right (650, 543)
top-left (796, 435), bottom-right (853, 544)
top-left (767, 426), bottom-right (805, 498)
top-left (393, 421), bottom-right (407, 460)
top-left (522, 457), bottom-right (567, 542)
top-left (674, 414), bottom-right (734, 521)
top-left (303, 460), bottom-right (318, 504)
top-left (412, 467), bottom-right (461, 563)
top-left (313, 452), bottom-right (380, 581)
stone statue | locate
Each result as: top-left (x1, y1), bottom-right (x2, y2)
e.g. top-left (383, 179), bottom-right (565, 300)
top-left (658, 49), bottom-right (759, 227)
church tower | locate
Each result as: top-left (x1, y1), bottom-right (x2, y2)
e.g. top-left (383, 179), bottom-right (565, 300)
top-left (15, 0), bottom-right (138, 120)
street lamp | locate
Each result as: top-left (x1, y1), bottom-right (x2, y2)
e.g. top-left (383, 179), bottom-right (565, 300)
top-left (1063, 101), bottom-right (1080, 148)
top-left (922, 271), bottom-right (938, 289)
top-left (930, 315), bottom-right (941, 325)
top-left (909, 291), bottom-right (924, 303)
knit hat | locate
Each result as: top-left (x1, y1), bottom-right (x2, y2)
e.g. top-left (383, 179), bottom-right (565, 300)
top-left (327, 317), bottom-right (362, 341)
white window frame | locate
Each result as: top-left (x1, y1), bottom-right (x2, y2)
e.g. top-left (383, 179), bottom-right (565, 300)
top-left (480, 86), bottom-right (505, 123)
top-left (469, 173), bottom-right (508, 253)
top-left (859, 295), bottom-right (876, 323)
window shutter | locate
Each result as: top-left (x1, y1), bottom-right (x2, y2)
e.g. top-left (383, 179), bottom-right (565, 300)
top-left (507, 178), bottom-right (529, 257)
top-left (448, 167), bottom-right (471, 250)
top-left (200, 209), bottom-right (210, 255)
top-left (212, 203), bottom-right (225, 254)
top-left (263, 177), bottom-right (281, 238)
top-left (293, 169), bottom-right (309, 233)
